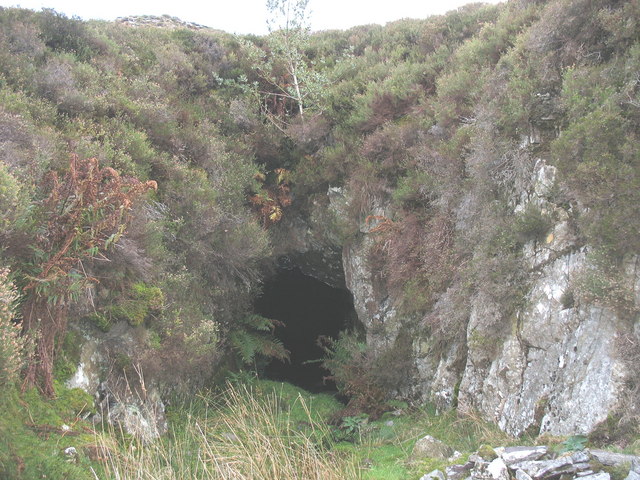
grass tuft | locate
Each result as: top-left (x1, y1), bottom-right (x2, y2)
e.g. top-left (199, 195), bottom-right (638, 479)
top-left (96, 381), bottom-right (360, 479)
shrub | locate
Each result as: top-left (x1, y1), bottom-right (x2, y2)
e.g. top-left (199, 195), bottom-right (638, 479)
top-left (0, 161), bottom-right (26, 236)
top-left (110, 282), bottom-right (164, 327)
top-left (0, 268), bottom-right (25, 392)
top-left (571, 252), bottom-right (638, 319)
top-left (513, 203), bottom-right (553, 244)
top-left (552, 107), bottom-right (640, 256)
top-left (375, 212), bottom-right (457, 316)
top-left (319, 331), bottom-right (388, 418)
top-left (36, 8), bottom-right (96, 61)
top-left (391, 169), bottom-right (437, 209)
top-left (360, 121), bottom-right (420, 181)
top-left (35, 55), bottom-right (94, 117)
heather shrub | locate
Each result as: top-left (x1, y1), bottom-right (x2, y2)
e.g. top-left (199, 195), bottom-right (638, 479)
top-left (513, 203), bottom-right (553, 244)
top-left (36, 8), bottom-right (97, 60)
top-left (143, 269), bottom-right (224, 387)
top-left (392, 169), bottom-right (437, 209)
top-left (381, 212), bottom-right (457, 315)
top-left (552, 106), bottom-right (640, 256)
top-left (0, 161), bottom-right (27, 236)
top-left (0, 107), bottom-right (57, 184)
top-left (319, 332), bottom-right (388, 418)
top-left (357, 90), bottom-right (414, 133)
top-left (434, 67), bottom-right (487, 128)
top-left (360, 121), bottom-right (420, 181)
top-left (0, 84), bottom-right (59, 128)
top-left (35, 55), bottom-right (94, 117)
top-left (571, 252), bottom-right (638, 319)
top-left (0, 268), bottom-right (25, 391)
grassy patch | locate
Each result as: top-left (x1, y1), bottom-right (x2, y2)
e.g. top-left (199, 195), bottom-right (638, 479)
top-left (96, 379), bottom-right (359, 479)
top-left (0, 384), bottom-right (98, 479)
top-left (2, 378), bottom-right (547, 479)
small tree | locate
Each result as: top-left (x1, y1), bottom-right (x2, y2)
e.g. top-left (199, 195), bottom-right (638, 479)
top-left (244, 0), bottom-right (327, 132)
top-left (20, 155), bottom-right (156, 397)
top-left (266, 0), bottom-right (311, 118)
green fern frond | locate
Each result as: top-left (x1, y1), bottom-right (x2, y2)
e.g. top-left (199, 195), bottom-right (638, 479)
top-left (230, 330), bottom-right (260, 364)
top-left (229, 314), bottom-right (290, 365)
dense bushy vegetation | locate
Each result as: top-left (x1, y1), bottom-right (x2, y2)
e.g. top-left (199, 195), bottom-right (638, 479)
top-left (0, 0), bottom-right (638, 474)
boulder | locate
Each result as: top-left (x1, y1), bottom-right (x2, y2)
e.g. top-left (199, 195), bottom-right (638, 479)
top-left (512, 451), bottom-right (592, 479)
top-left (626, 469), bottom-right (640, 480)
top-left (578, 473), bottom-right (610, 480)
top-left (501, 446), bottom-right (548, 466)
top-left (487, 458), bottom-right (510, 480)
top-left (421, 470), bottom-right (447, 480)
top-left (590, 451), bottom-right (640, 467)
top-left (446, 462), bottom-right (474, 480)
top-left (515, 469), bottom-right (534, 480)
top-left (411, 435), bottom-right (454, 461)
top-left (625, 459), bottom-right (640, 480)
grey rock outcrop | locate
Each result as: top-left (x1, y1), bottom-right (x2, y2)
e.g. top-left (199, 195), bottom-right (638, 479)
top-left (590, 451), bottom-right (640, 467)
top-left (66, 321), bottom-right (167, 442)
top-left (342, 194), bottom-right (403, 354)
top-left (472, 457), bottom-right (510, 480)
top-left (625, 459), bottom-right (640, 480)
top-left (270, 188), bottom-right (350, 288)
top-left (456, 160), bottom-right (636, 436)
top-left (116, 14), bottom-right (209, 30)
top-left (446, 462), bottom-right (474, 480)
top-left (511, 451), bottom-right (592, 479)
top-left (290, 155), bottom-right (637, 437)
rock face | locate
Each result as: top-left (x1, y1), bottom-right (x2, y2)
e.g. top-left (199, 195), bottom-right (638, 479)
top-left (271, 189), bottom-right (349, 289)
top-left (66, 321), bottom-right (167, 442)
top-left (458, 248), bottom-right (629, 435)
top-left (116, 14), bottom-right (209, 30)
top-left (305, 158), bottom-right (639, 436)
top-left (456, 161), bottom-right (635, 436)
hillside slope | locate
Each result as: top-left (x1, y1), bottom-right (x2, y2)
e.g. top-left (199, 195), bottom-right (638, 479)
top-left (0, 0), bottom-right (638, 443)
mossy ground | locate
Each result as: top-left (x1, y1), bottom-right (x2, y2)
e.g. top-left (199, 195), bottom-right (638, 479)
top-left (0, 383), bottom-right (97, 479)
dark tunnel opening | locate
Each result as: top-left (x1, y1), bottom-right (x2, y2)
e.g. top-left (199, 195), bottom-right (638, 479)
top-left (254, 267), bottom-right (358, 393)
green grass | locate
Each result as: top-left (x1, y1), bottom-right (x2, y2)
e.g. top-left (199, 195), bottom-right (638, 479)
top-left (1, 377), bottom-right (554, 480)
top-left (0, 383), bottom-right (97, 479)
top-left (329, 401), bottom-right (540, 480)
top-left (96, 379), bottom-right (360, 479)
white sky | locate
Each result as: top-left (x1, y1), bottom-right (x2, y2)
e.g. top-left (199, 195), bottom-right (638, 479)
top-left (1, 0), bottom-right (503, 35)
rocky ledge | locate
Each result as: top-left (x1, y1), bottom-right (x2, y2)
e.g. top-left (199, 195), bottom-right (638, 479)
top-left (116, 14), bottom-right (210, 30)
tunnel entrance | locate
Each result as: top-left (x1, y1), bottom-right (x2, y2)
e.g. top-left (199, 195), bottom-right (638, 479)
top-left (255, 267), bottom-right (358, 393)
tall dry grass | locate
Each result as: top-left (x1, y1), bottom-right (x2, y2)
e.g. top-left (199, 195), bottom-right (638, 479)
top-left (95, 382), bottom-right (360, 479)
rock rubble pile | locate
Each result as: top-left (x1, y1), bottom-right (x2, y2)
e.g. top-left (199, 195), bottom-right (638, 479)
top-left (418, 443), bottom-right (640, 480)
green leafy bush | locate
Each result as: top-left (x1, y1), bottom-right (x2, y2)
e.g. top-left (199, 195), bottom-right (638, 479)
top-left (36, 8), bottom-right (97, 60)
